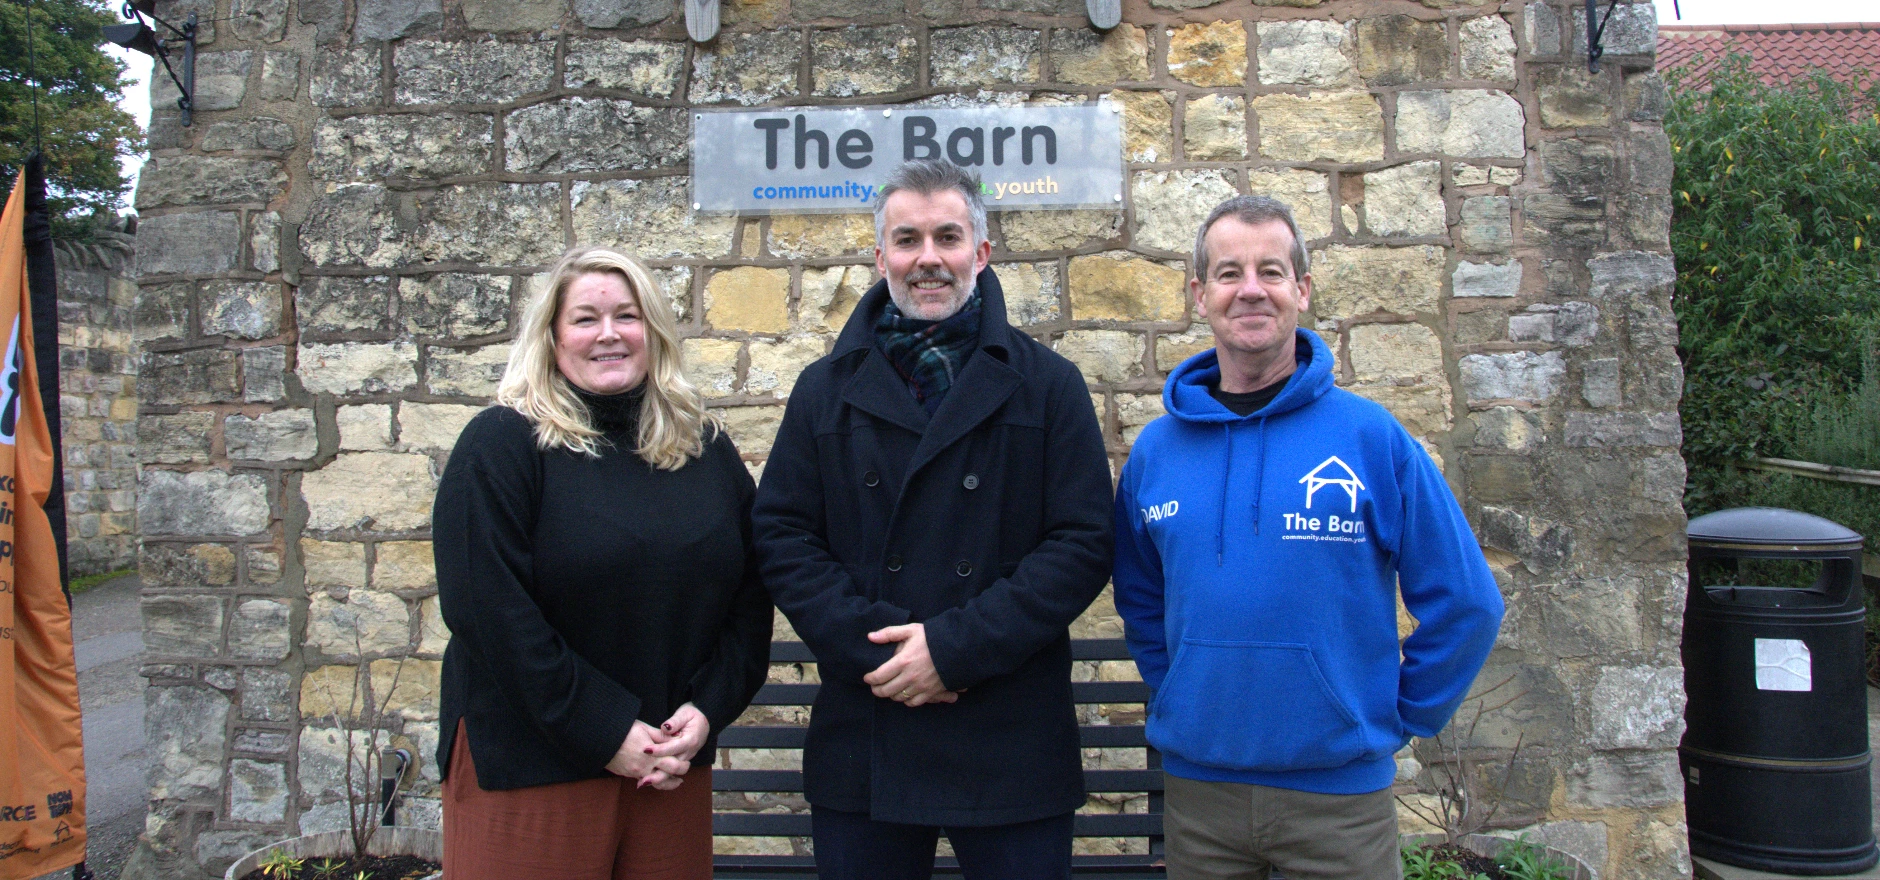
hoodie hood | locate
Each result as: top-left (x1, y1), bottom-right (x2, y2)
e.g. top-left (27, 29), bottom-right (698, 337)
top-left (1164, 329), bottom-right (1336, 424)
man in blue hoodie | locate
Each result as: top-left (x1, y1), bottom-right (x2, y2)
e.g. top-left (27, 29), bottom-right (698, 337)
top-left (1112, 195), bottom-right (1505, 879)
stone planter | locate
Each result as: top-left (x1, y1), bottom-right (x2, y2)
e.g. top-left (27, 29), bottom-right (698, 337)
top-left (1402, 832), bottom-right (1598, 880)
top-left (223, 828), bottom-right (443, 880)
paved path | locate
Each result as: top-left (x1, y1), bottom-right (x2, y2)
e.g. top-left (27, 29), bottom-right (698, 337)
top-left (69, 573), bottom-right (144, 880)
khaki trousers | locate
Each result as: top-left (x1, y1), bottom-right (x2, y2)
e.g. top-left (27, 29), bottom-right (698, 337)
top-left (1163, 774), bottom-right (1401, 880)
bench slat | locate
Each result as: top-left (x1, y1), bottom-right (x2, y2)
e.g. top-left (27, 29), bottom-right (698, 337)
top-left (719, 724), bottom-right (1150, 750)
top-left (712, 812), bottom-right (1164, 839)
top-left (750, 681), bottom-right (1149, 706)
top-left (713, 769), bottom-right (1162, 795)
top-left (763, 640), bottom-right (1137, 665)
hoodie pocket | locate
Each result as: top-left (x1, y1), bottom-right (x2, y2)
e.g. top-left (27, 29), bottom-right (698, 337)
top-left (1149, 639), bottom-right (1365, 773)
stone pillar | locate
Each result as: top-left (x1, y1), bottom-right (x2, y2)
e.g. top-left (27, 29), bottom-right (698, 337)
top-left (56, 226), bottom-right (141, 575)
top-left (127, 0), bottom-right (1685, 877)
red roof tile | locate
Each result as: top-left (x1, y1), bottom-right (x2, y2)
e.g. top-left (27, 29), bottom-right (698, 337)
top-left (1658, 22), bottom-right (1880, 89)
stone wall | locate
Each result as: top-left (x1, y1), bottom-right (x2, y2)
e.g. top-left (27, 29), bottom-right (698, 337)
top-left (56, 227), bottom-right (140, 576)
top-left (127, 0), bottom-right (1686, 877)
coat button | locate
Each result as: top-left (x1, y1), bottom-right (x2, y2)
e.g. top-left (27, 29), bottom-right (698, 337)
top-left (956, 561), bottom-right (972, 577)
top-left (864, 471), bottom-right (880, 487)
top-left (962, 473), bottom-right (979, 490)
top-left (887, 555), bottom-right (903, 572)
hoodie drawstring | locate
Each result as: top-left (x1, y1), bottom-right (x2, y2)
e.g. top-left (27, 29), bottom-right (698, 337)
top-left (1217, 424), bottom-right (1232, 564)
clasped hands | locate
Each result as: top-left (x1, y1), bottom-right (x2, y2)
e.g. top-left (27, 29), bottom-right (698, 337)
top-left (863, 622), bottom-right (960, 707)
top-left (605, 702), bottom-right (708, 790)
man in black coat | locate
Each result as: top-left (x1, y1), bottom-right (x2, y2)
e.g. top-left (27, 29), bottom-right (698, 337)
top-left (753, 159), bottom-right (1115, 880)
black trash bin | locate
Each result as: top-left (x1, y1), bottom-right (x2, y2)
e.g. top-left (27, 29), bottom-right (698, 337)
top-left (1682, 507), bottom-right (1877, 875)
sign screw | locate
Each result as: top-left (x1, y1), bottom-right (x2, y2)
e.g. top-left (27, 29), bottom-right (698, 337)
top-left (1113, 194), bottom-right (1122, 202)
top-left (693, 203), bottom-right (702, 210)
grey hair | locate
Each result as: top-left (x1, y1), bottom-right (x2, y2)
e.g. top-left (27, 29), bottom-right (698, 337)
top-left (1192, 195), bottom-right (1310, 280)
top-left (873, 159), bottom-right (990, 247)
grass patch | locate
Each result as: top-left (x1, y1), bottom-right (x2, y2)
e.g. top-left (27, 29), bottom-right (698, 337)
top-left (68, 567), bottom-right (135, 595)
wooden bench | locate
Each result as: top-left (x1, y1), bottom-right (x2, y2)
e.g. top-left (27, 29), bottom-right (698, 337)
top-left (712, 638), bottom-right (1167, 878)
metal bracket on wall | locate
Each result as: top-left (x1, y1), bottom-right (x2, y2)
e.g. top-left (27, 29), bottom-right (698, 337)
top-left (1086, 0), bottom-right (1120, 31)
top-left (1584, 0), bottom-right (1618, 73)
top-left (687, 0), bottom-right (722, 43)
top-left (102, 1), bottom-right (196, 126)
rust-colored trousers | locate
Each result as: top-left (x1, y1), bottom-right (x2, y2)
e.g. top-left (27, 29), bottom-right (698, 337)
top-left (442, 722), bottom-right (714, 880)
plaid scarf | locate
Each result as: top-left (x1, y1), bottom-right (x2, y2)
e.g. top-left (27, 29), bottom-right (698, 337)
top-left (875, 293), bottom-right (983, 416)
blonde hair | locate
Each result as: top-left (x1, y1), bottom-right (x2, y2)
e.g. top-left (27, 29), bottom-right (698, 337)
top-left (497, 246), bottom-right (716, 470)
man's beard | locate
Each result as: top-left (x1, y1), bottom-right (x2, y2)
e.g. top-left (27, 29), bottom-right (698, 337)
top-left (887, 267), bottom-right (973, 321)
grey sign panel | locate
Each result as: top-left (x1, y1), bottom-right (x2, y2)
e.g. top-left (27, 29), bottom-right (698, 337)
top-left (692, 105), bottom-right (1123, 214)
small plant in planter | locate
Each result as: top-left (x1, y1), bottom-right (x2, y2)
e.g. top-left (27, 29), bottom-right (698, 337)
top-left (1402, 836), bottom-right (1574, 880)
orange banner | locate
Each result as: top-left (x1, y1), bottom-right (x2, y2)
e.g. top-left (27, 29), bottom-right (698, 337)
top-left (0, 173), bottom-right (87, 876)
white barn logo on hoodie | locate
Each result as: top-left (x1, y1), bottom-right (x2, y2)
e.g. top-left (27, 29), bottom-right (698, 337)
top-left (1300, 456), bottom-right (1364, 513)
top-left (1282, 457), bottom-right (1369, 543)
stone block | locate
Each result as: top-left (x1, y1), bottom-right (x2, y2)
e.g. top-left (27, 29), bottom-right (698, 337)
top-left (300, 185), bottom-right (406, 269)
top-left (373, 658), bottom-right (443, 720)
top-left (310, 114), bottom-right (493, 182)
top-left (1625, 71), bottom-right (1668, 121)
top-left (136, 211), bottom-right (242, 276)
top-left (1184, 94), bottom-right (1247, 161)
top-left (257, 52), bottom-right (298, 101)
top-left (310, 46), bottom-right (381, 108)
top-left (798, 266), bottom-right (871, 333)
top-left (1352, 383), bottom-right (1452, 439)
top-left (141, 542), bottom-right (237, 587)
top-left (748, 337), bottom-right (826, 398)
top-left (1068, 254), bottom-right (1185, 322)
top-left (1472, 406), bottom-right (1542, 450)
top-left (1349, 322), bottom-right (1445, 385)
top-left (338, 403), bottom-right (394, 450)
top-left (1571, 3), bottom-right (1656, 57)
top-left (1521, 195), bottom-right (1605, 248)
top-left (1612, 192), bottom-right (1671, 250)
top-left (1507, 308), bottom-right (1555, 342)
top-left (1628, 128), bottom-right (1674, 193)
top-left (506, 99), bottom-right (688, 173)
top-left (1452, 260), bottom-right (1521, 298)
top-left (412, 184), bottom-right (564, 267)
top-left (1457, 197), bottom-right (1513, 253)
top-left (303, 538), bottom-right (368, 588)
top-left (706, 268), bottom-right (791, 333)
top-left (1114, 393), bottom-right (1165, 444)
top-left (297, 342), bottom-right (419, 396)
top-left (1055, 331), bottom-right (1143, 384)
top-left (1003, 210), bottom-right (1124, 253)
top-left (399, 275), bottom-right (511, 338)
top-left (812, 27), bottom-right (918, 97)
top-left (303, 452), bottom-right (436, 532)
top-left (769, 214), bottom-right (875, 260)
top-left (463, 0), bottom-right (565, 30)
top-left (719, 405), bottom-right (784, 456)
top-left (146, 686), bottom-right (231, 799)
top-left (428, 344), bottom-right (513, 397)
top-left (978, 0), bottom-right (1079, 14)
top-left (1566, 752), bottom-right (1681, 812)
top-left (139, 413), bottom-right (216, 464)
top-left (298, 276), bottom-right (395, 337)
top-left (306, 590), bottom-right (412, 657)
top-left (1581, 358), bottom-right (1620, 407)
top-left (201, 281), bottom-right (281, 340)
top-left (1361, 162), bottom-right (1443, 237)
top-left (684, 339), bottom-right (743, 397)
top-left (1154, 328), bottom-right (1212, 373)
top-left (1257, 20), bottom-right (1355, 87)
top-left (1309, 245), bottom-right (1445, 320)
top-left (995, 262), bottom-right (1061, 327)
top-left (1396, 90), bottom-right (1525, 159)
top-left (1477, 505), bottom-right (1573, 572)
top-left (135, 281), bottom-right (191, 343)
top-left (1536, 65), bottom-right (1613, 129)
top-left (1104, 91), bottom-right (1173, 163)
top-left (1168, 22), bottom-right (1247, 87)
top-left (1554, 300), bottom-right (1598, 345)
top-left (226, 759), bottom-right (288, 825)
top-left (1132, 169), bottom-right (1236, 255)
top-left (399, 403), bottom-right (482, 452)
top-left (1352, 15), bottom-right (1446, 87)
top-left (156, 50), bottom-right (249, 112)
top-left (1589, 665), bottom-right (1684, 749)
top-left (1051, 26), bottom-right (1150, 85)
top-left (356, 0), bottom-right (442, 40)
top-left (575, 0), bottom-right (676, 28)
top-left (1244, 169), bottom-right (1332, 242)
top-left (1564, 412), bottom-right (1679, 448)
top-left (231, 0), bottom-right (288, 41)
top-left (1539, 138), bottom-right (1616, 193)
top-left (144, 595), bottom-right (225, 656)
top-left (1461, 351), bottom-right (1566, 403)
top-left (395, 40), bottom-right (555, 105)
top-left (139, 469), bottom-right (270, 536)
top-left (228, 599), bottom-right (293, 661)
top-left (1525, 1), bottom-right (1563, 56)
top-left (136, 156), bottom-right (286, 208)
top-left (689, 32), bottom-right (801, 105)
top-left (572, 178), bottom-right (735, 261)
top-left (240, 667), bottom-right (295, 722)
top-left (225, 410), bottom-right (318, 461)
top-left (933, 27), bottom-right (1042, 87)
top-left (299, 664), bottom-right (364, 723)
top-left (1253, 92), bottom-right (1384, 163)
top-left (251, 210), bottom-right (282, 273)
top-left (1459, 16), bottom-right (1517, 82)
top-left (375, 541), bottom-right (437, 592)
top-left (566, 40), bottom-right (684, 95)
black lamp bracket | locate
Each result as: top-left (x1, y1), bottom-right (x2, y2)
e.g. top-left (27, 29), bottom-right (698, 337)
top-left (112, 2), bottom-right (197, 126)
top-left (1584, 0), bottom-right (1618, 74)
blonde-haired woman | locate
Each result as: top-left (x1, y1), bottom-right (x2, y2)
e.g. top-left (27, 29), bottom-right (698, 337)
top-left (434, 246), bottom-right (772, 880)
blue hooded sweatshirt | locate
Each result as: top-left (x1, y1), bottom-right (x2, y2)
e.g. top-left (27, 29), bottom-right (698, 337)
top-left (1112, 330), bottom-right (1504, 795)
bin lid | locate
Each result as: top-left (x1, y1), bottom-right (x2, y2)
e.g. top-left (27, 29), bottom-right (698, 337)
top-left (1687, 507), bottom-right (1863, 547)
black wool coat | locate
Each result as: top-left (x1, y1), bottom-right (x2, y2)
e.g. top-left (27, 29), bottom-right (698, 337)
top-left (752, 267), bottom-right (1115, 826)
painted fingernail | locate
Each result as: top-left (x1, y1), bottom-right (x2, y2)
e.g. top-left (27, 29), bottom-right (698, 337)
top-left (643, 748), bottom-right (654, 754)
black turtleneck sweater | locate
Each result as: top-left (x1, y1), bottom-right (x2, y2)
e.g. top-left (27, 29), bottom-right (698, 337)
top-left (432, 387), bottom-right (774, 791)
